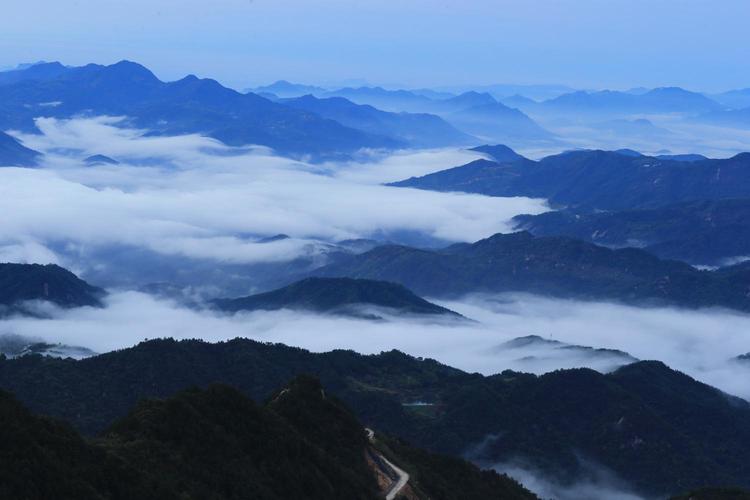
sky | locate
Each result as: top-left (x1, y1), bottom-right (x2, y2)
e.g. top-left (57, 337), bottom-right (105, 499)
top-left (1, 0), bottom-right (749, 92)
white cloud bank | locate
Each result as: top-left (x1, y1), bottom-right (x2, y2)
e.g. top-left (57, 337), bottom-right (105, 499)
top-left (0, 117), bottom-right (547, 266)
top-left (3, 291), bottom-right (750, 402)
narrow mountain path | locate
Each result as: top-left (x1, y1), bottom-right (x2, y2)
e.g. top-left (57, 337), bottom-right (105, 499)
top-left (381, 454), bottom-right (410, 500)
top-left (365, 428), bottom-right (410, 500)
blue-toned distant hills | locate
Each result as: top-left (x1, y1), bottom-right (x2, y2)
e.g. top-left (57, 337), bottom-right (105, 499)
top-left (0, 131), bottom-right (40, 166)
top-left (0, 61), bottom-right (408, 159)
top-left (391, 146), bottom-right (750, 211)
top-left (281, 94), bottom-right (474, 148)
top-left (513, 199), bottom-right (750, 267)
top-left (541, 87), bottom-right (722, 114)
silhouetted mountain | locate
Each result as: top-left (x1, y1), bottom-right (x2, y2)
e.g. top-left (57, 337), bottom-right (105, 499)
top-left (700, 106), bottom-right (750, 128)
top-left (446, 83), bottom-right (575, 102)
top-left (317, 86), bottom-right (551, 143)
top-left (281, 94), bottom-right (472, 148)
top-left (213, 277), bottom-right (459, 318)
top-left (2, 338), bottom-right (748, 497)
top-left (249, 79), bottom-right (327, 97)
top-left (601, 118), bottom-right (673, 137)
top-left (513, 199), bottom-right (750, 266)
top-left (391, 150), bottom-right (750, 211)
top-left (311, 231), bottom-right (750, 310)
top-left (0, 374), bottom-right (536, 500)
top-left (0, 263), bottom-right (104, 313)
top-left (437, 91), bottom-right (497, 112)
top-left (495, 335), bottom-right (638, 371)
top-left (323, 86), bottom-right (435, 112)
top-left (448, 102), bottom-right (554, 142)
top-left (711, 88), bottom-right (750, 109)
top-left (614, 148), bottom-right (643, 157)
top-left (84, 154), bottom-right (119, 166)
top-left (0, 333), bottom-right (96, 359)
top-left (543, 87), bottom-right (722, 114)
top-left (469, 144), bottom-right (526, 162)
top-left (655, 153), bottom-right (708, 162)
top-left (0, 61), bottom-right (401, 159)
top-left (499, 94), bottom-right (538, 109)
top-left (0, 131), bottom-right (40, 166)
top-left (0, 61), bottom-right (68, 85)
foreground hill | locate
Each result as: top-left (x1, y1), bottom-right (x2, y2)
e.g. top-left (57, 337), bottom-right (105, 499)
top-left (0, 375), bottom-right (535, 500)
top-left (0, 61), bottom-right (399, 159)
top-left (0, 131), bottom-right (40, 166)
top-left (1, 338), bottom-right (748, 497)
top-left (391, 149), bottom-right (750, 211)
top-left (310, 231), bottom-right (750, 311)
top-left (513, 199), bottom-right (750, 266)
top-left (213, 277), bottom-right (460, 318)
top-left (671, 488), bottom-right (750, 500)
top-left (0, 263), bottom-right (103, 313)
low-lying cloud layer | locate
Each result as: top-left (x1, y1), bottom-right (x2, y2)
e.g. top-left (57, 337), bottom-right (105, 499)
top-left (1, 117), bottom-right (547, 268)
top-left (4, 291), bottom-right (750, 402)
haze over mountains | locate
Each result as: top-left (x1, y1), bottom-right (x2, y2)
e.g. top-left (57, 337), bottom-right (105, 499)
top-left (4, 57), bottom-right (750, 500)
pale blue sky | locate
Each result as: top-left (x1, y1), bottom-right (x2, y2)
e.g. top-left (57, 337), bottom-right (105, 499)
top-left (2, 0), bottom-right (748, 92)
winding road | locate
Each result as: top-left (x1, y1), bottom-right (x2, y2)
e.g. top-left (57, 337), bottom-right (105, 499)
top-left (365, 428), bottom-right (410, 500)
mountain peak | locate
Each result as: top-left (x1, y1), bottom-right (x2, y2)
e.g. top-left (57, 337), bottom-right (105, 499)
top-left (470, 144), bottom-right (525, 163)
top-left (104, 60), bottom-right (160, 83)
top-left (213, 277), bottom-right (461, 318)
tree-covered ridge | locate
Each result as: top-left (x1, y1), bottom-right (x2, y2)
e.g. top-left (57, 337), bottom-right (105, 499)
top-left (671, 488), bottom-right (750, 500)
top-left (1, 337), bottom-right (748, 497)
top-left (512, 198), bottom-right (750, 266)
top-left (0, 263), bottom-right (104, 313)
top-left (391, 149), bottom-right (750, 211)
top-left (312, 231), bottom-right (750, 311)
top-left (0, 375), bottom-right (536, 500)
top-left (213, 277), bottom-right (460, 318)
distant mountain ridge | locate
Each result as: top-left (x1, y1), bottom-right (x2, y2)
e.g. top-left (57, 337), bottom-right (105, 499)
top-left (310, 231), bottom-right (750, 311)
top-left (541, 87), bottom-right (722, 114)
top-left (0, 61), bottom-right (404, 159)
top-left (512, 198), bottom-right (750, 266)
top-left (313, 86), bottom-right (553, 143)
top-left (391, 148), bottom-right (750, 211)
top-left (281, 94), bottom-right (473, 148)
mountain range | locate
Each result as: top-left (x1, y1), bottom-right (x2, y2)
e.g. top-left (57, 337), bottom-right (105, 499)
top-left (0, 374), bottom-right (535, 500)
top-left (513, 198), bottom-right (750, 266)
top-left (2, 337), bottom-right (748, 497)
top-left (0, 61), bottom-right (407, 159)
top-left (536, 87), bottom-right (723, 115)
top-left (213, 277), bottom-right (460, 319)
top-left (280, 94), bottom-right (473, 148)
top-left (392, 147), bottom-right (750, 211)
top-left (310, 230), bottom-right (750, 311)
top-left (324, 88), bottom-right (554, 142)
